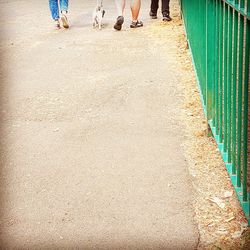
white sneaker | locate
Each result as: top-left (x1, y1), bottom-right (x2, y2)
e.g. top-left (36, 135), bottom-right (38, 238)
top-left (61, 12), bottom-right (69, 29)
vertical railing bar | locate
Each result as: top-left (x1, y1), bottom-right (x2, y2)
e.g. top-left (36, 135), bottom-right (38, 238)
top-left (215, 0), bottom-right (220, 134)
top-left (242, 17), bottom-right (249, 202)
top-left (207, 0), bottom-right (216, 122)
top-left (236, 13), bottom-right (244, 188)
top-left (227, 4), bottom-right (233, 163)
top-left (219, 0), bottom-right (224, 143)
top-left (223, 1), bottom-right (229, 153)
top-left (232, 8), bottom-right (238, 174)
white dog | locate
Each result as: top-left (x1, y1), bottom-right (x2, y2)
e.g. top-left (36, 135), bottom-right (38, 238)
top-left (93, 0), bottom-right (105, 30)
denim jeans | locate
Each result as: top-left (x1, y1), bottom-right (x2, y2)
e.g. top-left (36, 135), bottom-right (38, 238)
top-left (49, 0), bottom-right (68, 20)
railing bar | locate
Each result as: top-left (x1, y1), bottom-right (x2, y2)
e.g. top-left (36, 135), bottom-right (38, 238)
top-left (242, 17), bottom-right (249, 202)
top-left (223, 1), bottom-right (229, 152)
top-left (236, 13), bottom-right (244, 188)
top-left (232, 8), bottom-right (238, 174)
top-left (219, 0), bottom-right (224, 143)
top-left (215, 0), bottom-right (220, 133)
top-left (227, 4), bottom-right (233, 162)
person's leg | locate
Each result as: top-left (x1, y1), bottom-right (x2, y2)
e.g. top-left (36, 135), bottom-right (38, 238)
top-left (150, 0), bottom-right (159, 15)
top-left (49, 0), bottom-right (60, 20)
top-left (114, 0), bottom-right (126, 30)
top-left (130, 0), bottom-right (143, 28)
top-left (60, 0), bottom-right (68, 13)
top-left (49, 0), bottom-right (60, 29)
top-left (60, 0), bottom-right (69, 28)
top-left (115, 0), bottom-right (126, 16)
top-left (130, 0), bottom-right (141, 21)
top-left (162, 0), bottom-right (172, 21)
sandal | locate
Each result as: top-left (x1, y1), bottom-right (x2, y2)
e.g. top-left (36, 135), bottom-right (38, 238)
top-left (61, 14), bottom-right (69, 29)
top-left (54, 20), bottom-right (61, 30)
top-left (130, 20), bottom-right (143, 28)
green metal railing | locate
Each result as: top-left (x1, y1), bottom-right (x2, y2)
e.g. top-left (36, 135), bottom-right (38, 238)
top-left (180, 0), bottom-right (250, 224)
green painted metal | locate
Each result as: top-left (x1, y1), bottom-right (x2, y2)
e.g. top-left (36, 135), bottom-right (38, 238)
top-left (227, 5), bottom-right (233, 163)
top-left (232, 9), bottom-right (238, 175)
top-left (219, 0), bottom-right (223, 144)
top-left (223, 1), bottom-right (228, 152)
top-left (242, 18), bottom-right (250, 202)
top-left (206, 0), bottom-right (216, 122)
top-left (236, 14), bottom-right (244, 188)
top-left (180, 0), bottom-right (250, 224)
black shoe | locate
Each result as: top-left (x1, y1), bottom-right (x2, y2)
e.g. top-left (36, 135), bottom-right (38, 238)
top-left (114, 16), bottom-right (124, 30)
top-left (163, 15), bottom-right (172, 21)
top-left (130, 20), bottom-right (143, 28)
top-left (149, 11), bottom-right (157, 19)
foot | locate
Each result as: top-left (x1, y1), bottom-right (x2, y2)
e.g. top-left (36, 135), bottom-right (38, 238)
top-left (163, 15), bottom-right (172, 21)
top-left (130, 20), bottom-right (143, 28)
top-left (114, 16), bottom-right (124, 31)
top-left (61, 12), bottom-right (69, 28)
top-left (149, 11), bottom-right (157, 19)
top-left (54, 20), bottom-right (60, 30)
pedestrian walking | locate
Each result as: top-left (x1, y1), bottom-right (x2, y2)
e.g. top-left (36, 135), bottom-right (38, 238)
top-left (114, 0), bottom-right (143, 30)
top-left (149, 0), bottom-right (172, 21)
top-left (49, 0), bottom-right (69, 29)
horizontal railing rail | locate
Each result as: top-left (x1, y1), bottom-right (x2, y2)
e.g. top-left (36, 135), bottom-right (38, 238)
top-left (180, 0), bottom-right (250, 224)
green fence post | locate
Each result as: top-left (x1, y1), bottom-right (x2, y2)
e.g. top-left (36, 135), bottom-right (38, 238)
top-left (227, 5), bottom-right (233, 163)
top-left (206, 0), bottom-right (216, 122)
top-left (242, 18), bottom-right (249, 202)
top-left (223, 1), bottom-right (229, 154)
top-left (232, 9), bottom-right (238, 175)
top-left (236, 14), bottom-right (244, 188)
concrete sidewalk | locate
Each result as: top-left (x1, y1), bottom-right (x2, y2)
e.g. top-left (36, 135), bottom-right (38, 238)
top-left (0, 0), bottom-right (199, 249)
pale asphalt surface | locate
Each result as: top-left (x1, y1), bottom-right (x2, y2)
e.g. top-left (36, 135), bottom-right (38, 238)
top-left (0, 0), bottom-right (199, 249)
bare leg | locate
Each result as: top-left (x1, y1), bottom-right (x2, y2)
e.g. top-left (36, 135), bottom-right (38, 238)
top-left (115, 0), bottom-right (126, 16)
top-left (114, 0), bottom-right (126, 30)
top-left (130, 0), bottom-right (141, 21)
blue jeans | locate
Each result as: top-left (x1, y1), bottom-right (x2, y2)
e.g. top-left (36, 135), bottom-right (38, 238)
top-left (49, 0), bottom-right (68, 20)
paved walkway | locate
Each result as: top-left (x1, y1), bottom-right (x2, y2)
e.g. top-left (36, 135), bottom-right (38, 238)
top-left (0, 1), bottom-right (199, 249)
